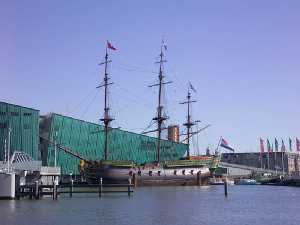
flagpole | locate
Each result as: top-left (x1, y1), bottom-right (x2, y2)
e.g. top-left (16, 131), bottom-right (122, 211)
top-left (259, 138), bottom-right (263, 170)
top-left (267, 150), bottom-right (270, 171)
top-left (215, 136), bottom-right (222, 155)
top-left (281, 151), bottom-right (284, 175)
top-left (281, 139), bottom-right (285, 175)
top-left (267, 139), bottom-right (270, 171)
top-left (274, 151), bottom-right (277, 175)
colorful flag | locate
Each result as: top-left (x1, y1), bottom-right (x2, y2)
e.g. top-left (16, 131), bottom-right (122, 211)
top-left (289, 138), bottom-right (292, 152)
top-left (281, 139), bottom-right (286, 152)
top-left (275, 138), bottom-right (279, 152)
top-left (296, 138), bottom-right (300, 152)
top-left (220, 138), bottom-right (234, 152)
top-left (107, 41), bottom-right (117, 50)
top-left (267, 139), bottom-right (271, 152)
top-left (260, 138), bottom-right (265, 153)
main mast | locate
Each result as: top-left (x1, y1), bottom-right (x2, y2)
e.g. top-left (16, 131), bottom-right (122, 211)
top-left (149, 42), bottom-right (171, 163)
top-left (180, 87), bottom-right (196, 158)
top-left (98, 47), bottom-right (114, 160)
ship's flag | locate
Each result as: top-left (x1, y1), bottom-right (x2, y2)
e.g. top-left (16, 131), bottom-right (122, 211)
top-left (296, 138), bottom-right (300, 152)
top-left (289, 138), bottom-right (292, 152)
top-left (107, 41), bottom-right (117, 50)
top-left (275, 138), bottom-right (279, 152)
top-left (260, 138), bottom-right (265, 153)
top-left (281, 139), bottom-right (286, 152)
top-left (220, 138), bottom-right (234, 152)
top-left (267, 139), bottom-right (271, 152)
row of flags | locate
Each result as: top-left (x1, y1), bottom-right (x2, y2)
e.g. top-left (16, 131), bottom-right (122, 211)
top-left (260, 138), bottom-right (300, 153)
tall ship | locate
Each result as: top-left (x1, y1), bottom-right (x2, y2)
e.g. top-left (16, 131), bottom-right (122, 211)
top-left (78, 41), bottom-right (220, 185)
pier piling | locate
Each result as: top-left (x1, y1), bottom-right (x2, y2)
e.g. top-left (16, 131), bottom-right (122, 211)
top-left (224, 178), bottom-right (228, 197)
top-left (128, 177), bottom-right (131, 197)
top-left (53, 182), bottom-right (57, 200)
top-left (35, 181), bottom-right (39, 199)
top-left (99, 178), bottom-right (103, 198)
top-left (69, 180), bottom-right (73, 198)
top-left (197, 171), bottom-right (202, 186)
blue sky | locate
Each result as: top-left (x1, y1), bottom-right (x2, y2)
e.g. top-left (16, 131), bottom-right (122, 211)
top-left (1, 0), bottom-right (300, 154)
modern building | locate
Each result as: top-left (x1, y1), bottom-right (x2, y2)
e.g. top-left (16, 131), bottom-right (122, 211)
top-left (0, 102), bottom-right (39, 161)
top-left (39, 113), bottom-right (187, 175)
top-left (221, 152), bottom-right (300, 175)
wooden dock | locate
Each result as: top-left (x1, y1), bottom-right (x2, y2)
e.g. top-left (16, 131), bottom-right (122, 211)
top-left (16, 179), bottom-right (134, 200)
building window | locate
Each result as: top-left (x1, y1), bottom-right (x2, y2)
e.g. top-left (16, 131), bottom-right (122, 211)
top-left (11, 112), bottom-right (19, 116)
top-left (0, 123), bottom-right (7, 129)
top-left (23, 113), bottom-right (32, 116)
top-left (0, 112), bottom-right (6, 115)
top-left (23, 124), bottom-right (31, 129)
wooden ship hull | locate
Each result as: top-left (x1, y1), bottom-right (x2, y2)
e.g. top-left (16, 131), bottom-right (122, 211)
top-left (80, 155), bottom-right (220, 186)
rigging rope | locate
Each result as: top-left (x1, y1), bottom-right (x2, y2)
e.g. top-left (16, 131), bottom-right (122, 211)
top-left (67, 87), bottom-right (98, 117)
top-left (80, 91), bottom-right (99, 119)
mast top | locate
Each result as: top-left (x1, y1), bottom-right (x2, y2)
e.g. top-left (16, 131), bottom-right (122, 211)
top-left (180, 84), bottom-right (198, 158)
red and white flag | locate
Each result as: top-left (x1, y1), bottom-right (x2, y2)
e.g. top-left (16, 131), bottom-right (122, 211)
top-left (107, 41), bottom-right (117, 51)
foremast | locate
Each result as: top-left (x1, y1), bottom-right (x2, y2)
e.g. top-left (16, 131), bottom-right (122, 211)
top-left (97, 46), bottom-right (114, 160)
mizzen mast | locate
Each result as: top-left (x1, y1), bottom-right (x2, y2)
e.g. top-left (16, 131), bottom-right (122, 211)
top-left (180, 84), bottom-right (198, 158)
top-left (149, 41), bottom-right (172, 163)
top-left (97, 43), bottom-right (115, 160)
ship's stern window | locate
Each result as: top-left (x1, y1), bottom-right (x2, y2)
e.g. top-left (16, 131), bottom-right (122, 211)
top-left (174, 170), bottom-right (177, 175)
top-left (149, 171), bottom-right (152, 176)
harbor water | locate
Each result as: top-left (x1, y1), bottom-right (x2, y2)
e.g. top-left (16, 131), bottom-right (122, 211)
top-left (0, 185), bottom-right (299, 225)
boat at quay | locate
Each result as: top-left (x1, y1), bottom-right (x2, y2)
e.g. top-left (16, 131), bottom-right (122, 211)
top-left (79, 41), bottom-right (220, 185)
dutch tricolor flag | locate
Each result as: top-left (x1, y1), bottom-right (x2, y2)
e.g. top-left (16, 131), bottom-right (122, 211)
top-left (220, 138), bottom-right (235, 152)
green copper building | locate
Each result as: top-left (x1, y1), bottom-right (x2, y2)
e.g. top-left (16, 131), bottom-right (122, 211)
top-left (0, 102), bottom-right (39, 160)
top-left (40, 113), bottom-right (187, 175)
